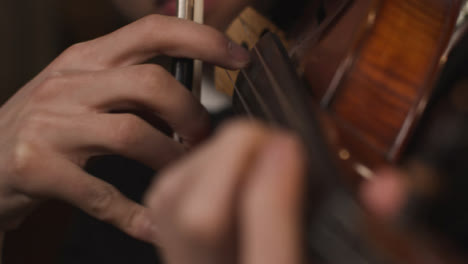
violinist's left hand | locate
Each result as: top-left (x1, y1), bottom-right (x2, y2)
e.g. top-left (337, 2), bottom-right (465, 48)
top-left (144, 121), bottom-right (468, 264)
top-left (144, 120), bottom-right (306, 264)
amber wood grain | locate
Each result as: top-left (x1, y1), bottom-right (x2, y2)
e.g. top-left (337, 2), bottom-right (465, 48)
top-left (303, 0), bottom-right (461, 178)
top-left (223, 1), bottom-right (464, 262)
top-left (219, 1), bottom-right (460, 182)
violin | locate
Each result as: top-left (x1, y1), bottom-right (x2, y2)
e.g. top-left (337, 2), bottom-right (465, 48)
top-left (214, 0), bottom-right (468, 262)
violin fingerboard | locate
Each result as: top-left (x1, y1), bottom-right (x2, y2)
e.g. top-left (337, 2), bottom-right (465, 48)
top-left (232, 32), bottom-right (393, 264)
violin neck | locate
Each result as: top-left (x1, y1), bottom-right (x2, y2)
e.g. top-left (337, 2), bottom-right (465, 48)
top-left (231, 31), bottom-right (391, 263)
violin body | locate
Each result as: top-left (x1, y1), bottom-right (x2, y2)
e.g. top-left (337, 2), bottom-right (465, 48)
top-left (302, 0), bottom-right (461, 183)
top-left (217, 0), bottom-right (466, 262)
top-left (219, 0), bottom-right (462, 184)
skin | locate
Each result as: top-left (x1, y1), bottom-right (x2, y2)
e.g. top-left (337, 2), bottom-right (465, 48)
top-left (0, 14), bottom-right (250, 243)
top-left (144, 121), bottom-right (306, 264)
top-left (86, 2), bottom-right (468, 263)
top-left (144, 122), bottom-right (467, 264)
top-left (1, 2), bottom-right (465, 263)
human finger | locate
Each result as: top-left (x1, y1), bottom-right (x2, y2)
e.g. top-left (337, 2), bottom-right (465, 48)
top-left (360, 168), bottom-right (409, 221)
top-left (55, 15), bottom-right (250, 71)
top-left (61, 65), bottom-right (210, 146)
top-left (51, 113), bottom-right (185, 169)
top-left (144, 120), bottom-right (270, 247)
top-left (171, 121), bottom-right (270, 243)
top-left (24, 155), bottom-right (156, 242)
top-left (240, 134), bottom-right (306, 264)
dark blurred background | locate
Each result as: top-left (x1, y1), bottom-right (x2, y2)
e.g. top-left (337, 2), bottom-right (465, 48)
top-left (0, 1), bottom-right (151, 263)
top-left (0, 0), bottom-right (126, 104)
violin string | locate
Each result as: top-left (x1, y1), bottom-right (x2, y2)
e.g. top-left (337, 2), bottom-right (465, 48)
top-left (238, 17), bottom-right (305, 130)
top-left (224, 70), bottom-right (254, 119)
top-left (288, 0), bottom-right (351, 58)
top-left (223, 69), bottom-right (277, 124)
top-left (253, 50), bottom-right (308, 132)
top-left (220, 17), bottom-right (278, 124)
top-left (237, 17), bottom-right (284, 122)
top-left (234, 12), bottom-right (382, 260)
top-left (238, 69), bottom-right (277, 124)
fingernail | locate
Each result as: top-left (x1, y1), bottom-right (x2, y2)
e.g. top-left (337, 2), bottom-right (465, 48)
top-left (228, 41), bottom-right (251, 66)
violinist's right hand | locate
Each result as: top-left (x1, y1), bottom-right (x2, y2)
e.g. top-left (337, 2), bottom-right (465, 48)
top-left (0, 14), bottom-right (250, 242)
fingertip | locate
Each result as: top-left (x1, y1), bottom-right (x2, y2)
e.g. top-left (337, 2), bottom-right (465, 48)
top-left (360, 168), bottom-right (409, 221)
top-left (131, 208), bottom-right (162, 245)
top-left (227, 41), bottom-right (251, 69)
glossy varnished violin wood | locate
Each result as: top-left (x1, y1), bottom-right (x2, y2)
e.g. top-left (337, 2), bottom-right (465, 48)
top-left (219, 0), bottom-right (462, 185)
top-left (217, 0), bottom-right (466, 262)
top-left (304, 0), bottom-right (462, 182)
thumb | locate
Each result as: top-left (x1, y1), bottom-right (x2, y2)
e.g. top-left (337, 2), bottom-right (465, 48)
top-left (240, 134), bottom-right (306, 264)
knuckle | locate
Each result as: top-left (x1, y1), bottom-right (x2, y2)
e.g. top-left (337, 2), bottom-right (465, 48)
top-left (56, 43), bottom-right (84, 65)
top-left (66, 42), bottom-right (87, 53)
top-left (8, 140), bottom-right (38, 177)
top-left (62, 42), bottom-right (90, 60)
top-left (111, 114), bottom-right (142, 150)
top-left (139, 14), bottom-right (165, 33)
top-left (33, 73), bottom-right (67, 100)
top-left (8, 114), bottom-right (59, 185)
top-left (140, 64), bottom-right (165, 76)
top-left (134, 15), bottom-right (167, 42)
top-left (124, 65), bottom-right (168, 99)
top-left (8, 112), bottom-right (56, 177)
top-left (87, 183), bottom-right (117, 221)
top-left (57, 41), bottom-right (104, 68)
top-left (136, 64), bottom-right (167, 88)
top-left (121, 206), bottom-right (147, 238)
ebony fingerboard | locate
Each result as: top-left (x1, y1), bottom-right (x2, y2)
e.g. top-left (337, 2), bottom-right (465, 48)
top-left (232, 32), bottom-right (391, 264)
